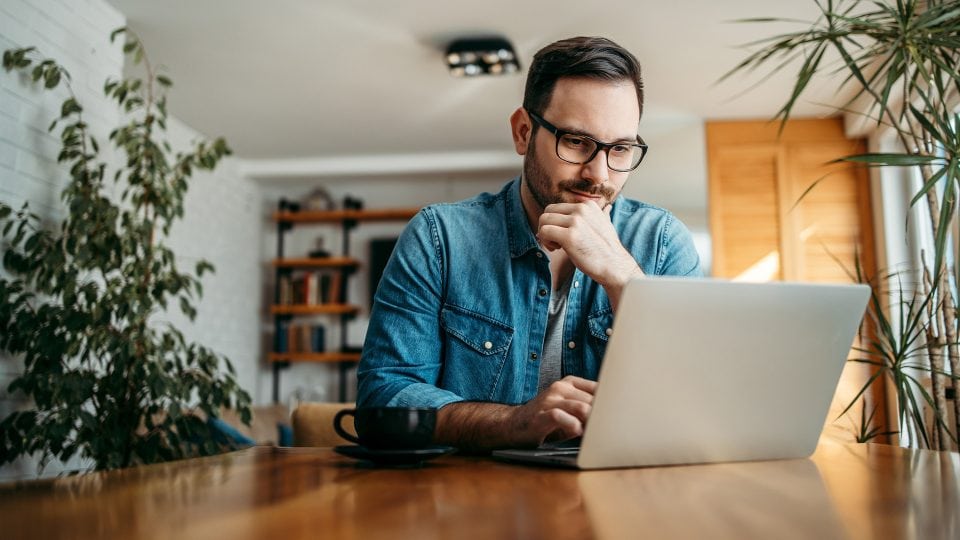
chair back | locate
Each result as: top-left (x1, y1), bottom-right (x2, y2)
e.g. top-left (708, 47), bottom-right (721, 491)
top-left (292, 402), bottom-right (356, 447)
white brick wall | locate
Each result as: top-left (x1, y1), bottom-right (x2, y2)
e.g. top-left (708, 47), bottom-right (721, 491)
top-left (161, 116), bottom-right (262, 408)
top-left (0, 0), bottom-right (263, 480)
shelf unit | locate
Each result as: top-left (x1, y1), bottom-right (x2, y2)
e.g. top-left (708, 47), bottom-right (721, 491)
top-left (270, 203), bottom-right (419, 402)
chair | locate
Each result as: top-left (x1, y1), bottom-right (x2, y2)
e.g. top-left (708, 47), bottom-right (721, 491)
top-left (216, 404), bottom-right (292, 446)
top-left (292, 402), bottom-right (356, 447)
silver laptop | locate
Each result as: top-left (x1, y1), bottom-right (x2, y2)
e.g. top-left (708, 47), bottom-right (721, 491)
top-left (493, 277), bottom-right (870, 469)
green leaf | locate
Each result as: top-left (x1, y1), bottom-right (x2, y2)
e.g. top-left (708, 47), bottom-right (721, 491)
top-left (60, 98), bottom-right (82, 117)
top-left (837, 153), bottom-right (943, 167)
top-left (195, 260), bottom-right (215, 277)
top-left (156, 75), bottom-right (172, 88)
top-left (932, 162), bottom-right (956, 279)
top-left (909, 166), bottom-right (948, 208)
top-left (908, 104), bottom-right (943, 143)
top-left (44, 69), bottom-right (61, 88)
top-left (110, 27), bottom-right (127, 43)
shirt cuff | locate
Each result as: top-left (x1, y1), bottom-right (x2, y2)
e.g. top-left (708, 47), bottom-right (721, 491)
top-left (386, 383), bottom-right (465, 410)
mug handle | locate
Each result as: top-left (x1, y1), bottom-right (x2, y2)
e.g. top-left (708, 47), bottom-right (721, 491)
top-left (333, 409), bottom-right (362, 445)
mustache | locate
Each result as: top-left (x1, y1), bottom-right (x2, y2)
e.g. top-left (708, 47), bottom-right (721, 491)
top-left (557, 179), bottom-right (616, 200)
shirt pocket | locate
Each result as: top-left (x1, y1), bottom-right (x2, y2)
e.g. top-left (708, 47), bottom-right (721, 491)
top-left (587, 309), bottom-right (614, 364)
top-left (440, 304), bottom-right (514, 401)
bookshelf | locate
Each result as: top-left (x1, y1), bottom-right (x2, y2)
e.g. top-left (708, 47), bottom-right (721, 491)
top-left (270, 202), bottom-right (419, 402)
top-left (270, 304), bottom-right (360, 316)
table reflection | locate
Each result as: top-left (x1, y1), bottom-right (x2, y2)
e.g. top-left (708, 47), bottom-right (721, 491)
top-left (579, 458), bottom-right (843, 540)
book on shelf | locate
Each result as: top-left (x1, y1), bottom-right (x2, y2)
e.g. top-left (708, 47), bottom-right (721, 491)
top-left (312, 326), bottom-right (325, 351)
top-left (277, 270), bottom-right (345, 306)
top-left (278, 275), bottom-right (292, 305)
top-left (279, 323), bottom-right (326, 353)
top-left (328, 272), bottom-right (342, 303)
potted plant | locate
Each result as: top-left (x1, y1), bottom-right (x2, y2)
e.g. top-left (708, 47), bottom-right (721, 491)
top-left (724, 0), bottom-right (959, 449)
top-left (0, 28), bottom-right (252, 472)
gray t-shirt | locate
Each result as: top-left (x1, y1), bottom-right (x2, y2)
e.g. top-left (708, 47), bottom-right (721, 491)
top-left (537, 277), bottom-right (571, 394)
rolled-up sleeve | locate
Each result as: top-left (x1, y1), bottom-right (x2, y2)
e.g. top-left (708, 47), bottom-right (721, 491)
top-left (357, 209), bottom-right (465, 409)
top-left (655, 213), bottom-right (703, 277)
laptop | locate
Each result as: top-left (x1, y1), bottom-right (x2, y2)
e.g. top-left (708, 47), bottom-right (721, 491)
top-left (492, 277), bottom-right (870, 469)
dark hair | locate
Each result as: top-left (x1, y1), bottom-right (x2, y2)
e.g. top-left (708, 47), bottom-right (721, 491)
top-left (523, 36), bottom-right (644, 121)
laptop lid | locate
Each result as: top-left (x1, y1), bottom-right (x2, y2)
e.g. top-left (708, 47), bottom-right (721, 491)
top-left (570, 277), bottom-right (869, 469)
top-left (493, 278), bottom-right (870, 469)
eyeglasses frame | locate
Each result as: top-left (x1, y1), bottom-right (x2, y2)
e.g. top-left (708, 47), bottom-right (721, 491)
top-left (526, 110), bottom-right (648, 172)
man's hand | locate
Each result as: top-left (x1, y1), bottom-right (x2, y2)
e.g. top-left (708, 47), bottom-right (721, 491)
top-left (509, 375), bottom-right (597, 446)
top-left (434, 376), bottom-right (597, 451)
top-left (536, 201), bottom-right (644, 310)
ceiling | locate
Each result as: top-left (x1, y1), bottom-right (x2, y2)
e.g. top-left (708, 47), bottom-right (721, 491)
top-left (106, 0), bottom-right (851, 165)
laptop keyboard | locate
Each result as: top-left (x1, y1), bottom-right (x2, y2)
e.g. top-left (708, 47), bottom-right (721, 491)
top-left (530, 447), bottom-right (580, 457)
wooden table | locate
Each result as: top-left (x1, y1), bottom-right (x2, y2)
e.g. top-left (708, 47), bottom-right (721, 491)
top-left (1, 441), bottom-right (956, 539)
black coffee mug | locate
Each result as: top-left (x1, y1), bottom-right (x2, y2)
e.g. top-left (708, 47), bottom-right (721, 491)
top-left (334, 407), bottom-right (437, 449)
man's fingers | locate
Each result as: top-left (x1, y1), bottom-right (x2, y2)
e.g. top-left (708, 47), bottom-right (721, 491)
top-left (543, 201), bottom-right (602, 215)
top-left (544, 408), bottom-right (585, 441)
top-left (565, 376), bottom-right (598, 394)
top-left (535, 229), bottom-right (562, 251)
top-left (546, 385), bottom-right (593, 406)
top-left (539, 204), bottom-right (614, 247)
top-left (553, 398), bottom-right (591, 423)
top-left (538, 213), bottom-right (575, 228)
top-left (536, 224), bottom-right (572, 250)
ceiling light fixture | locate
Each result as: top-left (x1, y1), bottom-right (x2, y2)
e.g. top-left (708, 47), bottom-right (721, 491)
top-left (445, 37), bottom-right (520, 77)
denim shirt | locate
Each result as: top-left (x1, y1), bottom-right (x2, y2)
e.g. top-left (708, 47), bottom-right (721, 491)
top-left (357, 178), bottom-right (702, 409)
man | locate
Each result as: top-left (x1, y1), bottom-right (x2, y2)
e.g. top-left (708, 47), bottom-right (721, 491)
top-left (357, 36), bottom-right (701, 450)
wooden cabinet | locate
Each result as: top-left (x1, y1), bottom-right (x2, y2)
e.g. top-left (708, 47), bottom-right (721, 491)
top-left (707, 118), bottom-right (875, 282)
top-left (269, 204), bottom-right (419, 402)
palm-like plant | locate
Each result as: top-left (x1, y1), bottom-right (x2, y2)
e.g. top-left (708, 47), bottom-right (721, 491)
top-left (724, 0), bottom-right (960, 449)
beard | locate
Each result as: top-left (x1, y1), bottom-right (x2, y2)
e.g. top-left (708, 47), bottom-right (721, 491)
top-left (523, 136), bottom-right (618, 211)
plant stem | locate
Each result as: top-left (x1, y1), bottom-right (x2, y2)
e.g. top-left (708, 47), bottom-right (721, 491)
top-left (921, 263), bottom-right (949, 449)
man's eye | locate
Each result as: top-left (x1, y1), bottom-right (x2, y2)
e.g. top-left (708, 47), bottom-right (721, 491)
top-left (563, 136), bottom-right (587, 147)
top-left (611, 145), bottom-right (631, 154)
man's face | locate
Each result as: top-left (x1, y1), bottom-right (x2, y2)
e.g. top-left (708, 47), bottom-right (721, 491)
top-left (521, 77), bottom-right (641, 212)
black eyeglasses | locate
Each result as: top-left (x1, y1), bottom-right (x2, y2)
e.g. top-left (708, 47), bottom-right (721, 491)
top-left (527, 110), bottom-right (648, 172)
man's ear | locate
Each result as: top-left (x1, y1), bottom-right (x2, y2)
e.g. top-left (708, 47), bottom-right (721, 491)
top-left (509, 107), bottom-right (532, 156)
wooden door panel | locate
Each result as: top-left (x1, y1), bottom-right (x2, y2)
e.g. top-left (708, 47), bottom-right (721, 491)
top-left (786, 143), bottom-right (869, 284)
top-left (709, 144), bottom-right (782, 280)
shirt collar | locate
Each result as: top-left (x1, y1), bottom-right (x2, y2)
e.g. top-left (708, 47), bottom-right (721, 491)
top-left (505, 177), bottom-right (540, 259)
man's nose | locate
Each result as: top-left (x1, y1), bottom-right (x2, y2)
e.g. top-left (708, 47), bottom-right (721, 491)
top-left (581, 148), bottom-right (610, 184)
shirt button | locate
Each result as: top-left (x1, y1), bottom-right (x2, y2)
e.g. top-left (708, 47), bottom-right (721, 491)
top-left (483, 341), bottom-right (493, 350)
top-left (567, 341), bottom-right (576, 349)
top-left (605, 328), bottom-right (613, 336)
top-left (573, 281), bottom-right (580, 288)
top-left (538, 288), bottom-right (547, 297)
top-left (530, 352), bottom-right (538, 360)
top-left (535, 252), bottom-right (543, 258)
